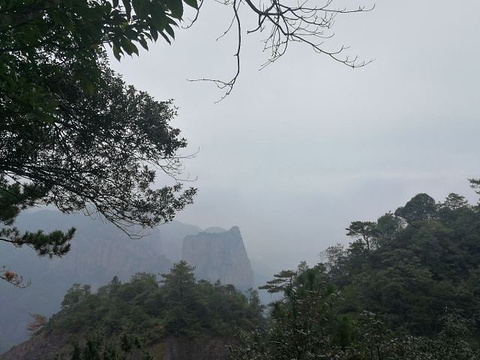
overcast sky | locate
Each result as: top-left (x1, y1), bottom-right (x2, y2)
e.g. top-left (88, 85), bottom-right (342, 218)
top-left (110, 0), bottom-right (480, 272)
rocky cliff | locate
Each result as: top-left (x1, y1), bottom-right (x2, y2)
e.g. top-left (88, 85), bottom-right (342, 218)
top-left (182, 227), bottom-right (254, 290)
top-left (0, 211), bottom-right (201, 353)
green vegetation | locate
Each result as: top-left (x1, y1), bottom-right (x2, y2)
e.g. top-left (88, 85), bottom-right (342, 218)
top-left (332, 192), bottom-right (480, 336)
top-left (7, 191), bottom-right (480, 359)
top-left (231, 191), bottom-right (480, 359)
top-left (41, 261), bottom-right (263, 354)
top-left (1, 0), bottom-right (200, 285)
top-left (66, 335), bottom-right (154, 360)
top-left (0, 58), bottom-right (196, 267)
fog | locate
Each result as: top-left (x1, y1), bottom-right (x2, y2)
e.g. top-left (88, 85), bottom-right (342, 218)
top-left (110, 0), bottom-right (480, 271)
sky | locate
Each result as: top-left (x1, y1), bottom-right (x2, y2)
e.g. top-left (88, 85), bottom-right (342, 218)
top-left (110, 0), bottom-right (480, 272)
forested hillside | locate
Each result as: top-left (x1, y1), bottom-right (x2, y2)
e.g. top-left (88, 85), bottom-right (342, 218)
top-left (326, 192), bottom-right (480, 336)
top-left (3, 192), bottom-right (480, 360)
top-left (231, 192), bottom-right (480, 359)
top-left (0, 211), bottom-right (259, 353)
top-left (1, 262), bottom-right (264, 360)
top-left (0, 211), bottom-right (199, 352)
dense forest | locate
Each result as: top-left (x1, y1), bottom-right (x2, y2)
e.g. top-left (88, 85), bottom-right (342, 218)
top-left (231, 192), bottom-right (480, 359)
top-left (31, 261), bottom-right (264, 359)
top-left (7, 191), bottom-right (479, 359)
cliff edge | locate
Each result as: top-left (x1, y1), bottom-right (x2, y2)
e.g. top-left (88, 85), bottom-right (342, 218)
top-left (182, 227), bottom-right (254, 290)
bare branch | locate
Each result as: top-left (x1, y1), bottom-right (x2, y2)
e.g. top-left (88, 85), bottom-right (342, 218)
top-left (192, 0), bottom-right (373, 100)
top-left (189, 0), bottom-right (243, 103)
top-left (182, 0), bottom-right (205, 29)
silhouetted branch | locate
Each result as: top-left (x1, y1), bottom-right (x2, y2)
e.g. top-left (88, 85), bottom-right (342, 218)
top-left (191, 0), bottom-right (373, 100)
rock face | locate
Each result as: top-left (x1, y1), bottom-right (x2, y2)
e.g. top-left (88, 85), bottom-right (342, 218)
top-left (0, 210), bottom-right (201, 354)
top-left (0, 333), bottom-right (75, 360)
top-left (0, 212), bottom-right (255, 354)
top-left (182, 227), bottom-right (254, 290)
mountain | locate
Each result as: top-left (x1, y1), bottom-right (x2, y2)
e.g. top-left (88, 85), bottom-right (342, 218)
top-left (182, 227), bottom-right (254, 290)
top-left (0, 210), bottom-right (202, 353)
top-left (0, 211), bottom-right (262, 354)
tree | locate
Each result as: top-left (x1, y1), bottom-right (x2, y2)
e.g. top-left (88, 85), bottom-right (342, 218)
top-left (441, 193), bottom-right (469, 210)
top-left (26, 313), bottom-right (47, 333)
top-left (394, 193), bottom-right (437, 224)
top-left (0, 58), bottom-right (196, 285)
top-left (346, 221), bottom-right (378, 251)
top-left (61, 284), bottom-right (92, 309)
top-left (1, 0), bottom-right (201, 126)
top-left (11, 266), bottom-right (264, 358)
top-left (68, 335), bottom-right (153, 360)
top-left (232, 261), bottom-right (480, 360)
top-left (1, 0), bottom-right (369, 285)
top-left (322, 191), bottom-right (480, 338)
top-left (236, 263), bottom-right (344, 360)
top-left (160, 261), bottom-right (201, 335)
top-left (1, 0), bottom-right (202, 285)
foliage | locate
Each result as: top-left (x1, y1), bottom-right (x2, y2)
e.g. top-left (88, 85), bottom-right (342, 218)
top-left (0, 55), bottom-right (196, 286)
top-left (231, 266), bottom-right (480, 360)
top-left (229, 262), bottom-right (345, 359)
top-left (231, 190), bottom-right (480, 359)
top-left (342, 311), bottom-right (479, 360)
top-left (0, 0), bottom-right (198, 145)
top-left (44, 261), bottom-right (264, 347)
top-left (67, 335), bottom-right (153, 360)
top-left (2, 57), bottom-right (196, 230)
top-left (0, 0), bottom-right (202, 286)
top-left (26, 313), bottom-right (47, 333)
top-left (326, 192), bottom-right (480, 336)
top-left (0, 0), bottom-right (370, 106)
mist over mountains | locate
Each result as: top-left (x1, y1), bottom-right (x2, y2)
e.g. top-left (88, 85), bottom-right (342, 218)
top-left (0, 210), bottom-right (260, 353)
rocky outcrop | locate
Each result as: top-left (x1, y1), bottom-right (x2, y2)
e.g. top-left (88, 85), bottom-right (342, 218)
top-left (182, 227), bottom-right (254, 290)
top-left (0, 336), bottom-right (234, 360)
top-left (0, 333), bottom-right (69, 360)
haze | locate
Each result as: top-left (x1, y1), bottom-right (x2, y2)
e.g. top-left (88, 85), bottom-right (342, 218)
top-left (110, 0), bottom-right (480, 272)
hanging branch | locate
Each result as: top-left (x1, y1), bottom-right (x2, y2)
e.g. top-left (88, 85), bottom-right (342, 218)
top-left (189, 0), bottom-right (373, 100)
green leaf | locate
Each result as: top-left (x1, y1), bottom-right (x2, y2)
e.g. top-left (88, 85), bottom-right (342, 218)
top-left (150, 26), bottom-right (159, 41)
top-left (132, 0), bottom-right (150, 19)
top-left (160, 32), bottom-right (171, 44)
top-left (121, 37), bottom-right (139, 55)
top-left (139, 37), bottom-right (149, 50)
top-left (165, 23), bottom-right (175, 40)
top-left (103, 2), bottom-right (112, 14)
top-left (112, 43), bottom-right (122, 60)
top-left (151, 3), bottom-right (166, 31)
top-left (52, 11), bottom-right (74, 30)
top-left (122, 0), bottom-right (132, 19)
top-left (165, 0), bottom-right (183, 19)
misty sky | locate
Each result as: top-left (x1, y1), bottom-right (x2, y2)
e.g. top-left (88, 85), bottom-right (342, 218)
top-left (110, 0), bottom-right (480, 272)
